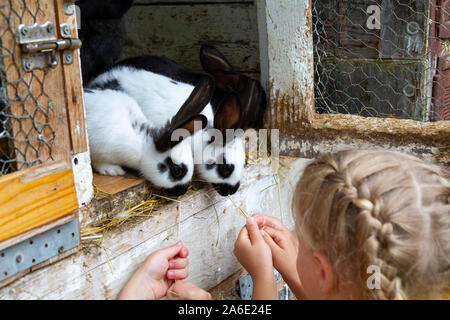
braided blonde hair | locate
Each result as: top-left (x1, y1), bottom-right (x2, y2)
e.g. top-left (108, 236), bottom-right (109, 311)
top-left (293, 149), bottom-right (450, 299)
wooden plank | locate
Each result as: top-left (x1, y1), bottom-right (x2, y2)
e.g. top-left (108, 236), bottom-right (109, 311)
top-left (2, 0), bottom-right (72, 170)
top-left (54, 0), bottom-right (88, 154)
top-left (277, 114), bottom-right (450, 164)
top-left (121, 3), bottom-right (260, 74)
top-left (0, 213), bottom-right (77, 251)
top-left (0, 161), bottom-right (78, 242)
top-left (257, 0), bottom-right (315, 129)
top-left (92, 173), bottom-right (145, 199)
top-left (0, 156), bottom-right (306, 299)
top-left (209, 268), bottom-right (245, 300)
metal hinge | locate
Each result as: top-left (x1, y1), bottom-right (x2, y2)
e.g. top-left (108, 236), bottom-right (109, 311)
top-left (0, 218), bottom-right (80, 283)
top-left (17, 22), bottom-right (81, 72)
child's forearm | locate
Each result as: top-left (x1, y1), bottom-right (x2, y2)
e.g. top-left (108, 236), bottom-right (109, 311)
top-left (251, 274), bottom-right (278, 300)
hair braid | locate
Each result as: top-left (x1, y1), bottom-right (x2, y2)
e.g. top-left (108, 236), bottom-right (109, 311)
top-left (293, 149), bottom-right (450, 300)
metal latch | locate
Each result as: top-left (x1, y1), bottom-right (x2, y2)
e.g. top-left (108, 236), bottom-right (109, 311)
top-left (17, 22), bottom-right (81, 71)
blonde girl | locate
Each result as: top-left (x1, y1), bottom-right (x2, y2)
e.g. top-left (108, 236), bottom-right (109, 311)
top-left (233, 149), bottom-right (450, 299)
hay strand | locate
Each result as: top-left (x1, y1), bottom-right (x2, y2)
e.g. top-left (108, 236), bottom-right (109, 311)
top-left (227, 195), bottom-right (248, 219)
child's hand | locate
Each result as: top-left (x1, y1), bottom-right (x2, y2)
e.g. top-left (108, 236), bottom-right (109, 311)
top-left (167, 280), bottom-right (212, 300)
top-left (233, 217), bottom-right (277, 299)
top-left (118, 241), bottom-right (189, 300)
top-left (253, 215), bottom-right (305, 299)
top-left (252, 215), bottom-right (298, 277)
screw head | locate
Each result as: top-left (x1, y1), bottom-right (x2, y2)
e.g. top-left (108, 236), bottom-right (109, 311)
top-left (47, 23), bottom-right (54, 34)
top-left (15, 254), bottom-right (23, 263)
top-left (61, 24), bottom-right (70, 37)
top-left (64, 53), bottom-right (73, 64)
top-left (21, 27), bottom-right (28, 36)
top-left (64, 3), bottom-right (75, 15)
top-left (24, 60), bottom-right (33, 71)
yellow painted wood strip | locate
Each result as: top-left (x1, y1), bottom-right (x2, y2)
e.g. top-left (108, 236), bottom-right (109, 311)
top-left (0, 166), bottom-right (78, 242)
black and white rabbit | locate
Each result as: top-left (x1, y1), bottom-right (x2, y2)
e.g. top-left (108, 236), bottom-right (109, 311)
top-left (198, 45), bottom-right (268, 196)
top-left (88, 47), bottom-right (267, 196)
top-left (84, 76), bottom-right (212, 196)
top-left (76, 0), bottom-right (134, 83)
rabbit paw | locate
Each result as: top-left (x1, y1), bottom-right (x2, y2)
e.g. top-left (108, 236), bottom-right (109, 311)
top-left (95, 163), bottom-right (126, 176)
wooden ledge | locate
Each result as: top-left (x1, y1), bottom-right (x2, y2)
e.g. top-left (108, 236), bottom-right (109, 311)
top-left (0, 156), bottom-right (307, 299)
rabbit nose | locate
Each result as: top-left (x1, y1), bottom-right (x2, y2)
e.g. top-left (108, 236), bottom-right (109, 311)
top-left (217, 164), bottom-right (234, 178)
top-left (166, 183), bottom-right (189, 196)
top-left (213, 182), bottom-right (240, 196)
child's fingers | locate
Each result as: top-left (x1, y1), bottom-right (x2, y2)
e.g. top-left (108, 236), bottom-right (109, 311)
top-left (252, 214), bottom-right (286, 231)
top-left (167, 268), bottom-right (189, 280)
top-left (262, 229), bottom-right (282, 254)
top-left (246, 217), bottom-right (263, 244)
top-left (263, 226), bottom-right (286, 246)
top-left (166, 282), bottom-right (180, 300)
top-left (236, 224), bottom-right (250, 242)
top-left (158, 241), bottom-right (183, 260)
top-left (179, 245), bottom-right (189, 259)
top-left (169, 257), bottom-right (189, 270)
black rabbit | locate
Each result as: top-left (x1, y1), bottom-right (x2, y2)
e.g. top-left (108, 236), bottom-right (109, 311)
top-left (76, 0), bottom-right (134, 83)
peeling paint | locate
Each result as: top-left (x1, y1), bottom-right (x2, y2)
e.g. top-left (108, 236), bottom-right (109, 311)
top-left (72, 151), bottom-right (93, 211)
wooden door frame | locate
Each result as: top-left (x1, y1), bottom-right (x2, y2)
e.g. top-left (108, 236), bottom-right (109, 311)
top-left (0, 0), bottom-right (92, 246)
top-left (256, 0), bottom-right (449, 159)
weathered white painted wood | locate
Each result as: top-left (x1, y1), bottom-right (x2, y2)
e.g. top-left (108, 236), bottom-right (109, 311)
top-left (0, 157), bottom-right (310, 299)
top-left (121, 3), bottom-right (260, 74)
top-left (256, 0), bottom-right (315, 130)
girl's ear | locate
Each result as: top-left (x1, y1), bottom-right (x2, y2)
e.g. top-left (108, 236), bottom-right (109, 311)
top-left (200, 45), bottom-right (240, 91)
top-left (312, 251), bottom-right (334, 295)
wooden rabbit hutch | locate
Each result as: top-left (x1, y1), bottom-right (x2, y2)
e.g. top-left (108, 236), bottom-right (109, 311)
top-left (0, 0), bottom-right (448, 300)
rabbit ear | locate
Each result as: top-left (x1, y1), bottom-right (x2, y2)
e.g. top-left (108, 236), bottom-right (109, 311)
top-left (152, 76), bottom-right (212, 152)
top-left (238, 79), bottom-right (267, 129)
top-left (154, 114), bottom-right (208, 152)
top-left (175, 114), bottom-right (208, 135)
top-left (170, 75), bottom-right (214, 127)
top-left (214, 92), bottom-right (241, 134)
top-left (200, 45), bottom-right (240, 91)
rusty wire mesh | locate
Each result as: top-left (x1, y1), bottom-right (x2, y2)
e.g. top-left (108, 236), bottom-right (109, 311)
top-left (0, 0), bottom-right (55, 176)
top-left (313, 0), bottom-right (449, 121)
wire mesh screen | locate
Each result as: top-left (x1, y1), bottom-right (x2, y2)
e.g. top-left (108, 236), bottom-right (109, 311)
top-left (0, 0), bottom-right (55, 176)
top-left (313, 0), bottom-right (450, 121)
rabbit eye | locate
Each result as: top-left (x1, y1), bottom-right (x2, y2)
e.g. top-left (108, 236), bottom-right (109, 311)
top-left (171, 164), bottom-right (183, 178)
top-left (164, 157), bottom-right (187, 181)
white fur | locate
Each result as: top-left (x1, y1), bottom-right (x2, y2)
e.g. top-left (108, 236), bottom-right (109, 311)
top-left (90, 66), bottom-right (246, 189)
top-left (90, 66), bottom-right (214, 128)
top-left (84, 89), bottom-right (194, 189)
top-left (194, 133), bottom-right (246, 186)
